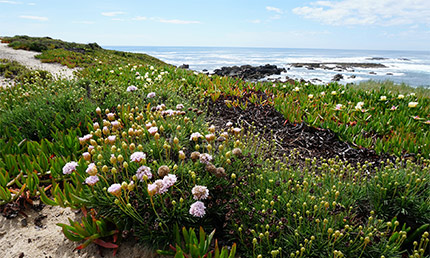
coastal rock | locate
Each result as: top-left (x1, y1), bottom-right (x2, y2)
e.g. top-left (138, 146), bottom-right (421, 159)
top-left (366, 57), bottom-right (388, 60)
top-left (332, 74), bottom-right (344, 81)
top-left (179, 64), bottom-right (189, 69)
top-left (369, 71), bottom-right (377, 75)
top-left (386, 73), bottom-right (393, 75)
top-left (290, 62), bottom-right (386, 73)
top-left (212, 64), bottom-right (286, 81)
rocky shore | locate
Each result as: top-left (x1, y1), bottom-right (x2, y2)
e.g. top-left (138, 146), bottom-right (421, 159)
top-left (212, 64), bottom-right (286, 81)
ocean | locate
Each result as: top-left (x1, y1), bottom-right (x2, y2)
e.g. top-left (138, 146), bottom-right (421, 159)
top-left (105, 46), bottom-right (430, 87)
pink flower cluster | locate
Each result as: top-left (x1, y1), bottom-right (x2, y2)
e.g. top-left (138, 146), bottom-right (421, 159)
top-left (189, 201), bottom-right (206, 218)
top-left (190, 132), bottom-right (203, 141)
top-left (127, 85), bottom-right (138, 92)
top-left (147, 174), bottom-right (177, 196)
top-left (78, 134), bottom-right (92, 144)
top-left (85, 175), bottom-right (99, 186)
top-left (108, 183), bottom-right (122, 196)
top-left (130, 152), bottom-right (146, 162)
top-left (192, 185), bottom-right (209, 200)
top-left (199, 153), bottom-right (213, 165)
top-left (147, 92), bottom-right (156, 98)
top-left (136, 165), bottom-right (152, 180)
top-left (62, 161), bottom-right (78, 175)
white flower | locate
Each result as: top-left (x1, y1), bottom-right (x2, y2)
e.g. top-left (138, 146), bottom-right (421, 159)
top-left (176, 104), bottom-right (184, 110)
top-left (147, 92), bottom-right (156, 98)
top-left (355, 102), bottom-right (364, 111)
top-left (308, 94), bottom-right (314, 99)
top-left (63, 161), bottom-right (78, 175)
top-left (331, 91), bottom-right (337, 95)
top-left (148, 126), bottom-right (158, 135)
top-left (192, 185), bottom-right (209, 200)
top-left (380, 96), bottom-right (387, 101)
top-left (293, 87), bottom-right (300, 92)
top-left (335, 104), bottom-right (343, 110)
top-left (397, 94), bottom-right (404, 99)
top-left (408, 102), bottom-right (418, 108)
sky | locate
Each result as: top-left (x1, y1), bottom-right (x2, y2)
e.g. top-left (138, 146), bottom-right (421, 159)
top-left (1, 0), bottom-right (430, 51)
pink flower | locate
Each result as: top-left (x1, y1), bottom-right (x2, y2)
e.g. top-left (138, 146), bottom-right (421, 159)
top-left (111, 121), bottom-right (120, 128)
top-left (156, 104), bottom-right (166, 111)
top-left (199, 153), bottom-right (213, 165)
top-left (192, 185), bottom-right (209, 200)
top-left (107, 135), bottom-right (116, 144)
top-left (127, 85), bottom-right (138, 92)
top-left (163, 174), bottom-right (177, 188)
top-left (335, 104), bottom-right (343, 110)
top-left (86, 163), bottom-right (97, 176)
top-left (424, 120), bottom-right (430, 125)
top-left (148, 127), bottom-right (158, 135)
top-left (413, 115), bottom-right (421, 120)
top-left (147, 92), bottom-right (156, 98)
top-left (82, 152), bottom-right (91, 161)
top-left (189, 201), bottom-right (206, 218)
top-left (190, 132), bottom-right (203, 141)
top-left (63, 161), bottom-right (78, 175)
top-left (107, 113), bottom-right (115, 121)
top-left (148, 179), bottom-right (167, 196)
top-left (108, 183), bottom-right (122, 196)
top-left (176, 104), bottom-right (184, 110)
top-left (85, 176), bottom-right (99, 186)
top-left (130, 152), bottom-right (146, 162)
top-left (136, 165), bottom-right (152, 181)
top-left (391, 106), bottom-right (397, 111)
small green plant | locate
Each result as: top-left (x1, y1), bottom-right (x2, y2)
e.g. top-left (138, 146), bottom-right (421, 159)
top-left (157, 225), bottom-right (236, 258)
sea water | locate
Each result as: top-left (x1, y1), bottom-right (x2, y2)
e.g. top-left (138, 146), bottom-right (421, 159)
top-left (106, 46), bottom-right (430, 87)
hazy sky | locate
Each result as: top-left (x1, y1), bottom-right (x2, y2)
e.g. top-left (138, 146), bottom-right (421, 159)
top-left (1, 0), bottom-right (430, 50)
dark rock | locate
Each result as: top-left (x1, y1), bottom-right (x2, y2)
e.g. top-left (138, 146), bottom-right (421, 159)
top-left (349, 75), bottom-right (356, 79)
top-left (398, 58), bottom-right (410, 61)
top-left (212, 64), bottom-right (286, 81)
top-left (332, 74), bottom-right (344, 81)
top-left (179, 64), bottom-right (189, 69)
top-left (366, 57), bottom-right (388, 60)
top-left (386, 73), bottom-right (393, 75)
top-left (290, 62), bottom-right (386, 70)
top-left (202, 69), bottom-right (208, 72)
top-left (21, 218), bottom-right (28, 227)
top-left (369, 71), bottom-right (377, 75)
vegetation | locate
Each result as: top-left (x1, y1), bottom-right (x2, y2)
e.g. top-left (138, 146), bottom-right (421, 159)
top-left (1, 35), bottom-right (430, 257)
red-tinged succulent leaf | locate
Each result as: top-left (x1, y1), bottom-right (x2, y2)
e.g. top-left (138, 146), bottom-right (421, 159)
top-left (93, 239), bottom-right (119, 249)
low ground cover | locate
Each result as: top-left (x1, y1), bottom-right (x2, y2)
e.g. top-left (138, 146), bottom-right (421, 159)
top-left (0, 36), bottom-right (429, 257)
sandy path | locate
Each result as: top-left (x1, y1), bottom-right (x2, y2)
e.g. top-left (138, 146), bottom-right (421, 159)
top-left (0, 205), bottom-right (162, 258)
top-left (0, 42), bottom-right (79, 84)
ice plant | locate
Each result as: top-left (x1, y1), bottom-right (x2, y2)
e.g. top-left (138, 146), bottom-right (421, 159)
top-left (63, 161), bottom-right (78, 175)
top-left (192, 185), bottom-right (209, 200)
top-left (189, 201), bottom-right (206, 218)
top-left (136, 165), bottom-right (152, 180)
top-left (108, 183), bottom-right (122, 196)
top-left (85, 176), bottom-right (99, 186)
top-left (130, 152), bottom-right (146, 162)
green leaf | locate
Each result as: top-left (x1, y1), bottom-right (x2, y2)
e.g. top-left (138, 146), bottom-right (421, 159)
top-left (38, 186), bottom-right (58, 206)
top-left (0, 185), bottom-right (11, 202)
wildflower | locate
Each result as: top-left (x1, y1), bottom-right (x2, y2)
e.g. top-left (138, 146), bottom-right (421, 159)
top-left (103, 126), bottom-right (110, 135)
top-left (147, 92), bottom-right (156, 98)
top-left (321, 91), bottom-right (325, 96)
top-left (96, 107), bottom-right (101, 115)
top-left (108, 183), bottom-right (122, 196)
top-left (308, 94), bottom-right (314, 99)
top-left (130, 152), bottom-right (146, 162)
top-left (391, 106), bottom-right (397, 111)
top-left (158, 165), bottom-right (170, 177)
top-left (397, 94), bottom-right (404, 99)
top-left (413, 115), bottom-right (420, 120)
top-left (93, 122), bottom-right (100, 130)
top-left (148, 179), bottom-right (167, 196)
top-left (226, 122), bottom-right (233, 127)
top-left (190, 151), bottom-right (200, 162)
top-left (111, 121), bottom-right (120, 129)
top-left (179, 150), bottom-right (186, 160)
top-left (205, 133), bottom-right (215, 142)
top-left (424, 120), bottom-right (430, 125)
top-left (331, 91), bottom-right (337, 95)
top-left (189, 201), bottom-right (206, 218)
top-left (62, 161), bottom-right (78, 175)
top-left (232, 128), bottom-right (241, 135)
top-left (335, 104), bottom-right (343, 110)
top-left (107, 113), bottom-right (115, 121)
top-left (78, 134), bottom-right (92, 144)
top-left (408, 101), bottom-right (418, 108)
top-left (161, 109), bottom-right (176, 116)
top-left (232, 148), bottom-right (242, 157)
top-left (86, 163), bottom-right (97, 176)
top-left (199, 153), bottom-right (213, 165)
top-left (355, 102), bottom-right (364, 111)
top-left (136, 165), bottom-right (152, 181)
top-left (163, 174), bottom-right (177, 188)
top-left (192, 185), bottom-right (209, 200)
top-left (148, 126), bottom-right (158, 135)
top-left (107, 135), bottom-right (116, 144)
top-left (176, 104), bottom-right (184, 110)
top-left (82, 152), bottom-right (91, 161)
top-left (156, 104), bottom-right (166, 111)
top-left (85, 175), bottom-right (99, 186)
top-left (380, 96), bottom-right (387, 101)
top-left (190, 132), bottom-right (203, 141)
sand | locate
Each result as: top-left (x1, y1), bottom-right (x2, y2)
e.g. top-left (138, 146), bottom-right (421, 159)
top-left (0, 43), bottom-right (164, 258)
